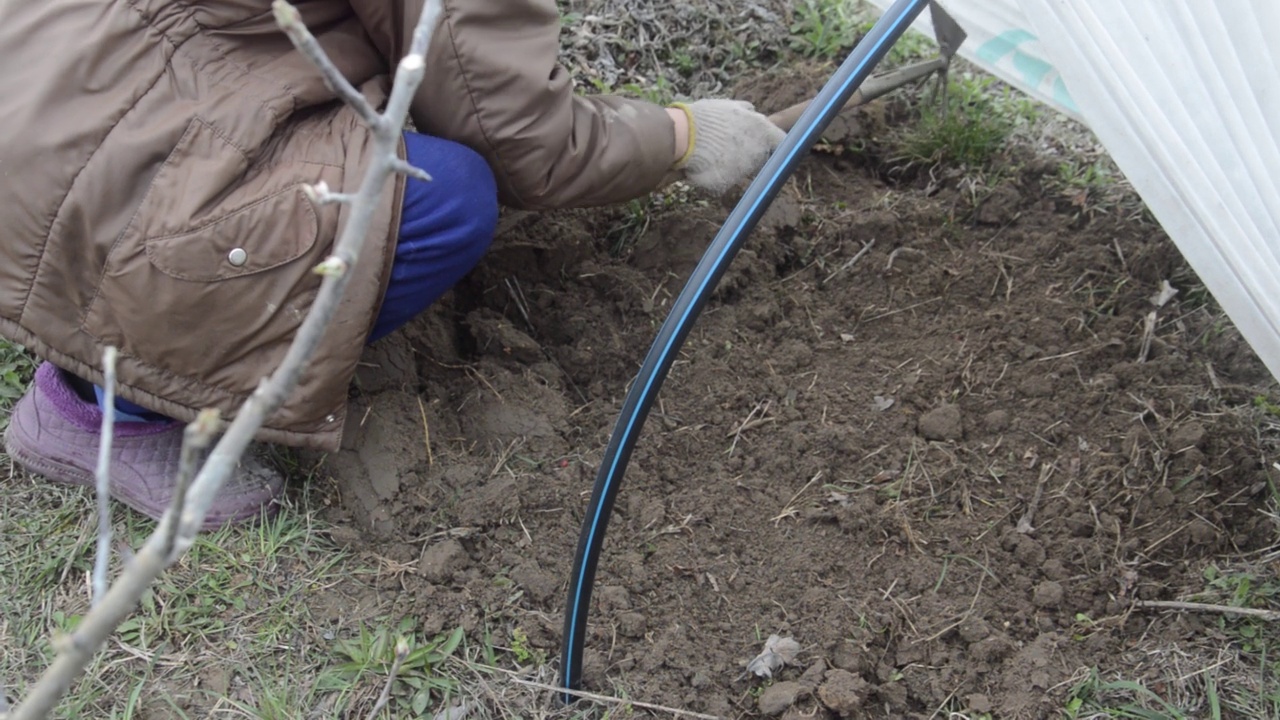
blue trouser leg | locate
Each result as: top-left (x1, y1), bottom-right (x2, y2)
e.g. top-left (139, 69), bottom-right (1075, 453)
top-left (92, 130), bottom-right (499, 420)
top-left (367, 130), bottom-right (498, 342)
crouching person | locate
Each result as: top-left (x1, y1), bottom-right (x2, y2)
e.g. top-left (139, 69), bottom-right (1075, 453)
top-left (0, 0), bottom-right (784, 527)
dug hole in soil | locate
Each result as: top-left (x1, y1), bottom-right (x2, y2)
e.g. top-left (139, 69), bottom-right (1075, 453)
top-left (309, 66), bottom-right (1279, 718)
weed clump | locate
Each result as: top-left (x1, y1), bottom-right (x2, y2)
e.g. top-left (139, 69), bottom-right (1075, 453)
top-left (898, 76), bottom-right (1016, 168)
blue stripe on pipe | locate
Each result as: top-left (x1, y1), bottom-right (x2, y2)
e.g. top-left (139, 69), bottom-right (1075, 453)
top-left (561, 0), bottom-right (929, 700)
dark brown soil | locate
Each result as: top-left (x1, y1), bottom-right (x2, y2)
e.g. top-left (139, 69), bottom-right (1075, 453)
top-left (312, 66), bottom-right (1280, 718)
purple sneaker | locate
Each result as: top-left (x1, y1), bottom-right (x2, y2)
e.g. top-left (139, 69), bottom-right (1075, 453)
top-left (3, 362), bottom-right (284, 529)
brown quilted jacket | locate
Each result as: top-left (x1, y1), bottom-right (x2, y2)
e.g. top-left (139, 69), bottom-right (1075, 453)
top-left (0, 0), bottom-right (675, 450)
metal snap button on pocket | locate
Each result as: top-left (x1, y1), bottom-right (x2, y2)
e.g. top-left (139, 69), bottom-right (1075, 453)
top-left (228, 248), bottom-right (248, 266)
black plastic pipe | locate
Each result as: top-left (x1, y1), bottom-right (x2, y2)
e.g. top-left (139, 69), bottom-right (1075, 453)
top-left (558, 0), bottom-right (932, 702)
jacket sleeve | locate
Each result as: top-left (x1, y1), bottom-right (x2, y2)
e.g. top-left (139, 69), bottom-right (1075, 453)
top-left (350, 0), bottom-right (677, 211)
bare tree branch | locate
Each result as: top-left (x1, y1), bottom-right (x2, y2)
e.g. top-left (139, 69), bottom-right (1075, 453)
top-left (91, 347), bottom-right (118, 607)
top-left (271, 1), bottom-right (382, 129)
top-left (162, 409), bottom-right (220, 554)
top-left (7, 1), bottom-right (444, 716)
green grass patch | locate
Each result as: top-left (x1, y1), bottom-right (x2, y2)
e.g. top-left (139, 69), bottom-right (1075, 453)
top-left (788, 0), bottom-right (862, 58)
top-left (1061, 559), bottom-right (1280, 719)
top-left (788, 0), bottom-right (937, 63)
top-left (896, 75), bottom-right (1021, 168)
top-left (1064, 669), bottom-right (1195, 720)
top-left (0, 465), bottom-right (469, 718)
top-left (0, 338), bottom-right (36, 429)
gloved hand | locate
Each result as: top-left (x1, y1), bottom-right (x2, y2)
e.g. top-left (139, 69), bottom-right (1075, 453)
top-left (670, 99), bottom-right (786, 195)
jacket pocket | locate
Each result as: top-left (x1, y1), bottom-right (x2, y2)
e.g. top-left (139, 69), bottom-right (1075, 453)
top-left (139, 118), bottom-right (319, 280)
top-left (82, 116), bottom-right (334, 384)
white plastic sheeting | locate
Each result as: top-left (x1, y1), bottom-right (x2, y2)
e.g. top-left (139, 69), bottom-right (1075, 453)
top-left (866, 0), bottom-right (1280, 384)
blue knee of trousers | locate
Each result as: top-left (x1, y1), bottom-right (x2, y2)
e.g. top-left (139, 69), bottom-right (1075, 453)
top-left (369, 131), bottom-right (499, 343)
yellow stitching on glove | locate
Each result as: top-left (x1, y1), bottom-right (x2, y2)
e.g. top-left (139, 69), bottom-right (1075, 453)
top-left (669, 102), bottom-right (697, 169)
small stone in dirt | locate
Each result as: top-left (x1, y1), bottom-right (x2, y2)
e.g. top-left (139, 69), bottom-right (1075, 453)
top-left (457, 476), bottom-right (518, 527)
top-left (1066, 512), bottom-right (1095, 537)
top-left (876, 679), bottom-right (908, 711)
top-left (966, 694), bottom-right (993, 714)
top-left (509, 564), bottom-right (559, 602)
top-left (1018, 374), bottom-right (1056, 397)
top-left (419, 539), bottom-right (467, 583)
top-left (817, 669), bottom-right (870, 717)
top-left (798, 659), bottom-right (828, 690)
top-left (1170, 421), bottom-right (1206, 451)
top-left (983, 408), bottom-right (1010, 432)
top-left (617, 612), bottom-right (648, 638)
top-left (595, 585), bottom-right (632, 612)
top-left (918, 403), bottom-right (963, 441)
top-left (1187, 519), bottom-right (1221, 548)
top-left (958, 617), bottom-right (992, 644)
top-left (1091, 372), bottom-right (1120, 391)
top-left (200, 666), bottom-right (231, 696)
top-left (772, 339), bottom-right (814, 373)
top-left (355, 334), bottom-right (417, 394)
top-left (759, 194), bottom-right (803, 234)
top-left (324, 524), bottom-right (363, 548)
top-left (1014, 536), bottom-right (1047, 568)
top-left (974, 183), bottom-right (1022, 225)
top-left (757, 681), bottom-right (804, 716)
top-left (1041, 558), bottom-right (1070, 581)
top-left (830, 640), bottom-right (867, 674)
top-left (1151, 486), bottom-right (1176, 508)
top-left (465, 308), bottom-right (544, 364)
top-left (1033, 580), bottom-right (1065, 608)
top-left (969, 634), bottom-right (1016, 663)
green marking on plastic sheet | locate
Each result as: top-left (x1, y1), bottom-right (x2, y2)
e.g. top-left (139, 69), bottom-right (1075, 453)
top-left (975, 28), bottom-right (1038, 64)
top-left (976, 28), bottom-right (1079, 114)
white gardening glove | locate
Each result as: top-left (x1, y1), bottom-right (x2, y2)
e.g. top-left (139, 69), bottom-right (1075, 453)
top-left (671, 99), bottom-right (786, 195)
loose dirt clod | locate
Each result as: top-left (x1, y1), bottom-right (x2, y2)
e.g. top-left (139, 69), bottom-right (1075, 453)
top-left (1033, 580), bottom-right (1065, 608)
top-left (757, 681), bottom-right (804, 716)
top-left (816, 669), bottom-right (871, 717)
top-left (419, 539), bottom-right (467, 583)
top-left (918, 403), bottom-right (963, 441)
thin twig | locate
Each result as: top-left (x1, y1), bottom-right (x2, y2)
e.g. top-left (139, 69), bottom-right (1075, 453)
top-left (366, 638), bottom-right (410, 720)
top-left (1016, 462), bottom-right (1054, 534)
top-left (416, 396), bottom-right (435, 467)
top-left (1137, 310), bottom-right (1157, 363)
top-left (92, 347), bottom-right (119, 607)
top-left (914, 572), bottom-right (986, 643)
top-left (272, 2), bottom-right (382, 128)
top-left (822, 238), bottom-right (875, 284)
top-left (884, 245), bottom-right (924, 273)
top-left (163, 410), bottom-right (220, 559)
top-left (1133, 600), bottom-right (1280, 622)
top-left (505, 676), bottom-right (722, 720)
top-left (504, 278), bottom-right (533, 331)
top-left (772, 471), bottom-right (823, 524)
top-left (7, 2), bottom-right (445, 717)
top-left (862, 296), bottom-right (943, 322)
top-left (726, 399), bottom-right (769, 457)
